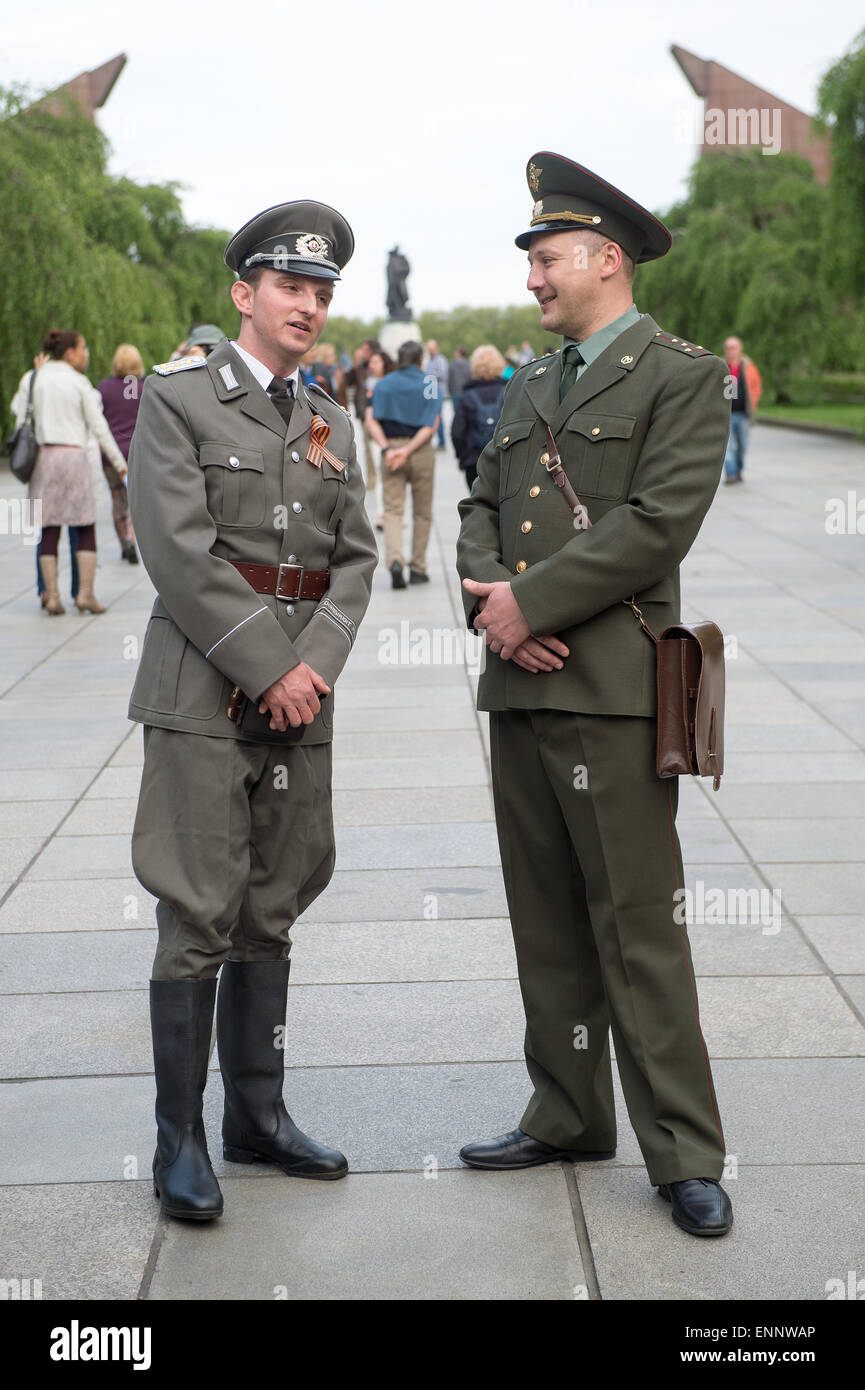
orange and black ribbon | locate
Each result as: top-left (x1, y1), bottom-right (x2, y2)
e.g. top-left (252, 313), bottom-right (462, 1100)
top-left (307, 415), bottom-right (344, 472)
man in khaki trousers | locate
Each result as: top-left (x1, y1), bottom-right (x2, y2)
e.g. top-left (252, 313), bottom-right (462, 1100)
top-left (365, 340), bottom-right (440, 588)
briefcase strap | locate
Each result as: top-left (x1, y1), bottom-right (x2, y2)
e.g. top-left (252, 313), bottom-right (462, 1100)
top-left (543, 427), bottom-right (591, 530)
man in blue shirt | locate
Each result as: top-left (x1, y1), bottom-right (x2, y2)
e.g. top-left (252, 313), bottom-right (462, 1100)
top-left (366, 340), bottom-right (440, 587)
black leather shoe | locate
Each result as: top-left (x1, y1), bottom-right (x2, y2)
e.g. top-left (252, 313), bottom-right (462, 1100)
top-left (459, 1128), bottom-right (615, 1170)
top-left (390, 561), bottom-right (406, 589)
top-left (657, 1178), bottom-right (733, 1236)
top-left (150, 979), bottom-right (224, 1220)
top-left (218, 960), bottom-right (348, 1180)
top-left (409, 569), bottom-right (429, 584)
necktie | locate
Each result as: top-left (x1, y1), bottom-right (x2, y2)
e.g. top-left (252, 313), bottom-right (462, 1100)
top-left (267, 376), bottom-right (295, 428)
top-left (559, 344), bottom-right (584, 402)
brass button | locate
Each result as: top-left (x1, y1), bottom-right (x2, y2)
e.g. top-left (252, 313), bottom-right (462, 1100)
top-left (540, 452), bottom-right (549, 465)
top-left (228, 455), bottom-right (240, 468)
top-left (516, 560), bottom-right (527, 573)
top-left (501, 435), bottom-right (509, 444)
top-left (521, 520), bottom-right (532, 533)
top-left (535, 366), bottom-right (547, 374)
top-left (529, 485), bottom-right (541, 498)
top-left (591, 426), bottom-right (600, 436)
top-left (620, 355), bottom-right (633, 364)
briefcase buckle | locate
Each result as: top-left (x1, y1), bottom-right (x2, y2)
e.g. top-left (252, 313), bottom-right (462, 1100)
top-left (276, 563), bottom-right (303, 601)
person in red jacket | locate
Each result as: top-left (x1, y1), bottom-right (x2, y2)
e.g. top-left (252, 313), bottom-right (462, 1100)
top-left (723, 336), bottom-right (762, 484)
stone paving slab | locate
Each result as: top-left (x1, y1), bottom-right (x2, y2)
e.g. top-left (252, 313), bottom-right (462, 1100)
top-left (0, 837), bottom-right (47, 880)
top-left (686, 920), bottom-right (823, 976)
top-left (714, 783), bottom-right (865, 819)
top-left (0, 877), bottom-right (155, 933)
top-left (24, 833), bottom-right (133, 881)
top-left (146, 1169), bottom-right (584, 1301)
top-left (838, 975), bottom-right (865, 1020)
top-left (0, 1181), bottom-right (157, 1300)
top-left (4, 1056), bottom-right (865, 1189)
top-left (797, 918), bottom-right (865, 974)
top-left (290, 918), bottom-right (516, 983)
top-left (297, 867), bottom-right (508, 921)
top-left (577, 1164), bottom-right (865, 1301)
top-left (57, 799), bottom-right (140, 836)
top-left (763, 863), bottom-right (865, 916)
top-left (729, 818), bottom-right (865, 863)
top-left (697, 976), bottom-right (864, 1057)
top-left (0, 767), bottom-right (101, 803)
top-left (0, 801), bottom-right (74, 838)
top-left (332, 786), bottom-right (495, 826)
top-left (0, 928), bottom-right (154, 993)
top-left (327, 823), bottom-right (501, 870)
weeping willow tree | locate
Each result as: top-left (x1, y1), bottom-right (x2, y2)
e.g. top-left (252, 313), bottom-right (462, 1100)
top-left (634, 149), bottom-right (835, 401)
top-left (0, 85), bottom-right (233, 430)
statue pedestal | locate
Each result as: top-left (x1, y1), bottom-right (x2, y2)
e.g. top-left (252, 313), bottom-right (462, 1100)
top-left (379, 319), bottom-right (422, 362)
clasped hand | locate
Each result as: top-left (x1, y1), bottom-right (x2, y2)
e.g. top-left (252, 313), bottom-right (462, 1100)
top-left (259, 662), bottom-right (331, 730)
top-left (462, 578), bottom-right (569, 672)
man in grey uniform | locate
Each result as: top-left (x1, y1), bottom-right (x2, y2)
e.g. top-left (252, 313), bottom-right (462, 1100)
top-left (128, 201), bottom-right (378, 1220)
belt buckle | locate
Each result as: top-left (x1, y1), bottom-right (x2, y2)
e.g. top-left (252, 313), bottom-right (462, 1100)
top-left (276, 562), bottom-right (303, 601)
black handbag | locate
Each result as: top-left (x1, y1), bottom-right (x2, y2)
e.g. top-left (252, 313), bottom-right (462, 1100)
top-left (6, 371), bottom-right (39, 484)
top-left (227, 685), bottom-right (327, 744)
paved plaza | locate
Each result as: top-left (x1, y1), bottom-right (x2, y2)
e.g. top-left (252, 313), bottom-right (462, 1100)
top-left (1, 421), bottom-right (864, 1301)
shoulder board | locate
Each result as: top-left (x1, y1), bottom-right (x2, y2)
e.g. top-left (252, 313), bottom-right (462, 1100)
top-left (651, 331), bottom-right (713, 357)
top-left (307, 380), bottom-right (349, 418)
top-left (152, 356), bottom-right (208, 376)
top-left (522, 353), bottom-right (559, 379)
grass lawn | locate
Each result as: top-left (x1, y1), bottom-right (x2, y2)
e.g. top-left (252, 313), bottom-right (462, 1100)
top-left (759, 404), bottom-right (865, 437)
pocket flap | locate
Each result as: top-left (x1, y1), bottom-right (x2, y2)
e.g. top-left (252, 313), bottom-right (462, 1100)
top-left (495, 419), bottom-right (534, 450)
top-left (566, 413), bottom-right (636, 443)
top-left (199, 443), bottom-right (264, 472)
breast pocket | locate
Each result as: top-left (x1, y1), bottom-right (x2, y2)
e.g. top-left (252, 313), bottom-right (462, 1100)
top-left (199, 443), bottom-right (266, 527)
top-left (495, 419), bottom-right (536, 500)
top-left (564, 413), bottom-right (636, 500)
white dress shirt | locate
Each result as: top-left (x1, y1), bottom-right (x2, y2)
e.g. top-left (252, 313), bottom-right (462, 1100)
top-left (229, 341), bottom-right (300, 397)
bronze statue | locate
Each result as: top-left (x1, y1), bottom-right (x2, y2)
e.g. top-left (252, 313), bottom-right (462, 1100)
top-left (386, 246), bottom-right (412, 322)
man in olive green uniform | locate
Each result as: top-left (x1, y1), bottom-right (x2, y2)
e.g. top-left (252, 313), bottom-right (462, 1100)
top-left (456, 153), bottom-right (733, 1237)
top-left (128, 202), bottom-right (378, 1220)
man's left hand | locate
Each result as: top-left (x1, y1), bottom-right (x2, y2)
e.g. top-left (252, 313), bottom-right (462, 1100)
top-left (463, 578), bottom-right (531, 659)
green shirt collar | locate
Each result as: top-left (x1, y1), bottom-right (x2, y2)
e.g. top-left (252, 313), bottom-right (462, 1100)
top-left (562, 303), bottom-right (641, 369)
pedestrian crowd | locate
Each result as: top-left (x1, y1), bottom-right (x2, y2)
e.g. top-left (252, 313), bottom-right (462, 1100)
top-left (8, 318), bottom-right (760, 607)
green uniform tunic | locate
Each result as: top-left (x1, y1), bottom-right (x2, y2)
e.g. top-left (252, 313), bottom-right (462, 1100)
top-left (456, 312), bottom-right (730, 1183)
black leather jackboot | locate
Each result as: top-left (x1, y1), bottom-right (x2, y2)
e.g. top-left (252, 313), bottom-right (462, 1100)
top-left (150, 978), bottom-right (224, 1220)
top-left (217, 959), bottom-right (348, 1179)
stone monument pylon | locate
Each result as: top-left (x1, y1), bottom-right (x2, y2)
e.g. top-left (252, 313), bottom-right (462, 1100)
top-left (379, 246), bottom-right (422, 361)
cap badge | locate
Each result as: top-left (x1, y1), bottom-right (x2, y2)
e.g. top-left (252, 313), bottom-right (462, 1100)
top-left (532, 200), bottom-right (543, 219)
top-left (296, 233), bottom-right (330, 260)
top-left (528, 162), bottom-right (542, 195)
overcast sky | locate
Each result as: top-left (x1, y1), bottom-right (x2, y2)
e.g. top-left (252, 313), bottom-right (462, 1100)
top-left (1, 0), bottom-right (861, 321)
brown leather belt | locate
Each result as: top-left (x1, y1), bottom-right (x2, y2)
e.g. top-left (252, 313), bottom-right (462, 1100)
top-left (231, 560), bottom-right (330, 602)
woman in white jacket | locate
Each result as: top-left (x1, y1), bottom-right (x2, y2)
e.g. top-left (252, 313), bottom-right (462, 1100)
top-left (18, 328), bottom-right (127, 614)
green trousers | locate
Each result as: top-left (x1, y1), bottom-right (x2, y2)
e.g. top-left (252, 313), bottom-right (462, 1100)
top-left (489, 709), bottom-right (726, 1185)
top-left (132, 727), bottom-right (335, 981)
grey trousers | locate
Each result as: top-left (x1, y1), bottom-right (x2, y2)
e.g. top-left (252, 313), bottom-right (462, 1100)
top-left (132, 726), bottom-right (335, 981)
